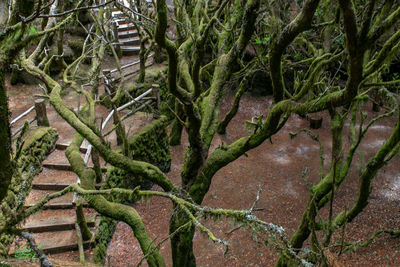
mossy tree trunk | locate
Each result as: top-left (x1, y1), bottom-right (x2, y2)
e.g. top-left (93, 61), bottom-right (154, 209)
top-left (169, 206), bottom-right (196, 267)
top-left (0, 69), bottom-right (12, 203)
top-left (0, 0), bottom-right (36, 202)
top-left (75, 200), bottom-right (92, 241)
top-left (155, 0), bottom-right (262, 265)
top-left (169, 101), bottom-right (185, 146)
top-left (66, 133), bottom-right (166, 267)
top-left (154, 0), bottom-right (400, 265)
top-left (0, 1), bottom-right (78, 254)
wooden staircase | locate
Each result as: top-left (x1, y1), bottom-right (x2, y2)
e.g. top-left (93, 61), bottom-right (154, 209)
top-left (112, 7), bottom-right (141, 56)
top-left (21, 143), bottom-right (98, 254)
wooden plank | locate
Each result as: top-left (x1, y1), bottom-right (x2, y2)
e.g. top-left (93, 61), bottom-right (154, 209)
top-left (10, 106), bottom-right (35, 126)
top-left (43, 163), bottom-right (73, 171)
top-left (119, 37), bottom-right (140, 46)
top-left (42, 163), bottom-right (107, 172)
top-left (24, 202), bottom-right (90, 210)
top-left (41, 240), bottom-right (94, 254)
top-left (55, 143), bottom-right (88, 153)
top-left (31, 183), bottom-right (70, 190)
top-left (23, 221), bottom-right (95, 233)
top-left (118, 29), bottom-right (138, 38)
top-left (32, 182), bottom-right (103, 190)
top-left (121, 45), bottom-right (141, 56)
top-left (117, 23), bottom-right (136, 32)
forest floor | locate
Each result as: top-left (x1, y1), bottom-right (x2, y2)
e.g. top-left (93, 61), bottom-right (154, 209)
top-left (6, 77), bottom-right (400, 266)
top-left (103, 93), bottom-right (400, 267)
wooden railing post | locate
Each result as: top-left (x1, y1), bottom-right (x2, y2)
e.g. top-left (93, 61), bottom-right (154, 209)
top-left (152, 84), bottom-right (160, 119)
top-left (34, 99), bottom-right (50, 127)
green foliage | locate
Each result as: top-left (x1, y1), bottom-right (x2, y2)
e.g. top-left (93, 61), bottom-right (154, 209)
top-left (294, 53), bottom-right (302, 61)
top-left (314, 7), bottom-right (323, 18)
top-left (392, 72), bottom-right (400, 91)
top-left (11, 243), bottom-right (39, 260)
top-left (254, 36), bottom-right (271, 46)
top-left (28, 26), bottom-right (37, 35)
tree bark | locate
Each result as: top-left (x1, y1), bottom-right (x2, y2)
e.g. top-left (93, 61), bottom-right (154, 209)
top-left (169, 101), bottom-right (185, 146)
top-left (0, 70), bottom-right (12, 203)
top-left (169, 206), bottom-right (196, 267)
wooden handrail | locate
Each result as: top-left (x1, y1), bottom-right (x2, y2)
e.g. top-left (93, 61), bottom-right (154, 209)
top-left (10, 106), bottom-right (35, 126)
top-left (83, 88), bottom-right (153, 164)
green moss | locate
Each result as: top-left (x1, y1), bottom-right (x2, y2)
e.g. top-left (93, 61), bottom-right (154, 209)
top-left (0, 127), bottom-right (58, 257)
top-left (93, 217), bottom-right (117, 264)
top-left (143, 66), bottom-right (173, 120)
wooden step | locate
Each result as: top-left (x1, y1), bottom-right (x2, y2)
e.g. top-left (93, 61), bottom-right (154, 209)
top-left (118, 23), bottom-right (136, 32)
top-left (32, 182), bottom-right (104, 191)
top-left (55, 143), bottom-right (88, 153)
top-left (23, 209), bottom-right (96, 230)
top-left (115, 18), bottom-right (127, 25)
top-left (42, 163), bottom-right (107, 172)
top-left (32, 230), bottom-right (95, 254)
top-left (43, 163), bottom-right (73, 171)
top-left (26, 190), bottom-right (73, 207)
top-left (119, 37), bottom-right (140, 46)
top-left (112, 10), bottom-right (127, 18)
top-left (121, 45), bottom-right (140, 56)
top-left (32, 182), bottom-right (71, 190)
top-left (25, 202), bottom-right (90, 210)
top-left (23, 220), bottom-right (95, 233)
top-left (118, 29), bottom-right (138, 39)
top-left (43, 149), bottom-right (89, 166)
top-left (34, 169), bottom-right (77, 184)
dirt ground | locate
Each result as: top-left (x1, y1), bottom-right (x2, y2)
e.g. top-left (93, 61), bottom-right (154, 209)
top-left (103, 93), bottom-right (400, 267)
top-left (6, 77), bottom-right (400, 266)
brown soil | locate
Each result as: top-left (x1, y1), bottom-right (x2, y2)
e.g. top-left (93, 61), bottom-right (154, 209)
top-left (105, 94), bottom-right (400, 267)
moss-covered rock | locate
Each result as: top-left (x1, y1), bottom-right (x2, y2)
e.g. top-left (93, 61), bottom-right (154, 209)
top-left (128, 116), bottom-right (171, 173)
top-left (93, 217), bottom-right (117, 264)
top-left (0, 126), bottom-right (58, 257)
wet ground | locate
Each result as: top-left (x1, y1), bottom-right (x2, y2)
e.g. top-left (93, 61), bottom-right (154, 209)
top-left (7, 75), bottom-right (400, 266)
top-left (106, 93), bottom-right (400, 267)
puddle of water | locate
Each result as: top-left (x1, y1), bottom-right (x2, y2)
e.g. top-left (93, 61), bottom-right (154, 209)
top-left (381, 175), bottom-right (400, 201)
top-left (365, 139), bottom-right (385, 149)
top-left (368, 124), bottom-right (392, 131)
top-left (269, 150), bottom-right (291, 165)
top-left (295, 146), bottom-right (310, 155)
top-left (284, 180), bottom-right (299, 197)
